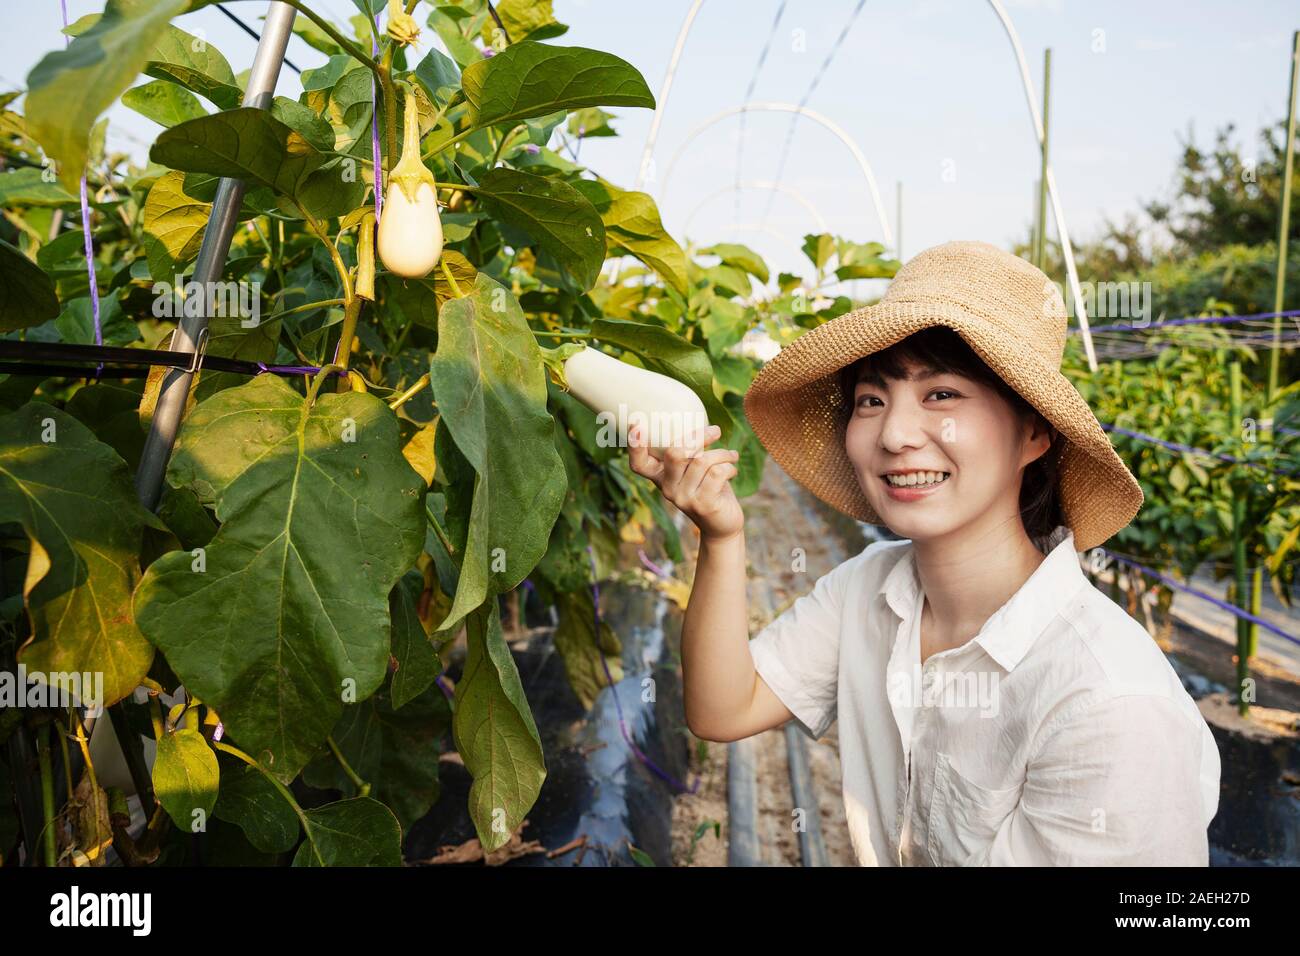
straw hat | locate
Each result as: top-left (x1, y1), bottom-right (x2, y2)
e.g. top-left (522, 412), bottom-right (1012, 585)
top-left (742, 240), bottom-right (1142, 553)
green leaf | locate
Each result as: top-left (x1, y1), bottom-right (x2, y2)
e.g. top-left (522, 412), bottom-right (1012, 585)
top-left (143, 23), bottom-right (242, 110)
top-left (303, 670), bottom-right (451, 834)
top-left (293, 797), bottom-right (402, 866)
top-left (475, 167), bottom-right (605, 290)
top-left (25, 0), bottom-right (191, 191)
top-left (492, 0), bottom-right (568, 43)
top-left (389, 571), bottom-right (441, 709)
top-left (461, 43), bottom-right (654, 129)
top-left (142, 170), bottom-right (210, 280)
top-left (573, 180), bottom-right (689, 296)
top-left (270, 96), bottom-right (336, 153)
top-left (700, 242), bottom-right (770, 284)
top-left (213, 758), bottom-right (299, 854)
top-left (0, 168), bottom-right (78, 207)
top-left (134, 375), bottom-right (426, 782)
top-left (149, 108), bottom-right (330, 204)
top-left (0, 404), bottom-right (154, 707)
top-left (123, 81), bottom-right (208, 128)
top-left (413, 47), bottom-right (462, 107)
top-left (427, 274), bottom-right (568, 633)
top-left (834, 260), bottom-right (899, 281)
top-left (590, 317), bottom-right (735, 445)
top-left (454, 600), bottom-right (545, 853)
top-left (0, 240), bottom-right (60, 332)
top-left (553, 588), bottom-right (622, 710)
top-left (801, 233), bottom-right (835, 271)
top-left (701, 298), bottom-right (750, 357)
top-left (152, 728), bottom-right (219, 831)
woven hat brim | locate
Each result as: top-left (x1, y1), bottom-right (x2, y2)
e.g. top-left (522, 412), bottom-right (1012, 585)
top-left (742, 299), bottom-right (1143, 553)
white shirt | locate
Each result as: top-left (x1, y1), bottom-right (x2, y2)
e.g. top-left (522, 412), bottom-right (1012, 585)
top-left (748, 525), bottom-right (1221, 866)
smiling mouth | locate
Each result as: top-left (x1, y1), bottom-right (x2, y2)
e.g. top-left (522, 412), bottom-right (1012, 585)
top-left (880, 471), bottom-right (951, 488)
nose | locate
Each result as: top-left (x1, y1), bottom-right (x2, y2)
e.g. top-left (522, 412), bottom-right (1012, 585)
top-left (877, 393), bottom-right (932, 453)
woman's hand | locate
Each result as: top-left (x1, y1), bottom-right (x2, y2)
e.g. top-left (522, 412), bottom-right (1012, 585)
top-left (627, 423), bottom-right (744, 542)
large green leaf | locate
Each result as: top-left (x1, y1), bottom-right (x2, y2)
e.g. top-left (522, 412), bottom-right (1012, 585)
top-left (152, 728), bottom-right (220, 831)
top-left (302, 668), bottom-right (451, 834)
top-left (553, 588), bottom-right (622, 710)
top-left (25, 0), bottom-right (191, 191)
top-left (292, 797), bottom-right (402, 866)
top-left (573, 180), bottom-right (689, 296)
top-left (0, 240), bottom-right (60, 332)
top-left (427, 274), bottom-right (568, 633)
top-left (454, 600), bottom-right (545, 853)
top-left (149, 108), bottom-right (330, 205)
top-left (590, 317), bottom-right (735, 444)
top-left (474, 167), bottom-right (605, 290)
top-left (143, 24), bottom-right (242, 110)
top-left (0, 404), bottom-right (154, 707)
top-left (461, 43), bottom-right (653, 129)
top-left (134, 375), bottom-right (426, 782)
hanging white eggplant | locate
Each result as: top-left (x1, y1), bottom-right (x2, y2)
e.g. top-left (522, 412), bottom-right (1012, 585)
top-left (377, 87), bottom-right (443, 278)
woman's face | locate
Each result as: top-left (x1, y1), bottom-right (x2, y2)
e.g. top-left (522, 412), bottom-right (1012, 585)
top-left (844, 356), bottom-right (1051, 544)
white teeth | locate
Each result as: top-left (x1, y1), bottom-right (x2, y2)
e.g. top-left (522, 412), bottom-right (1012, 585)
top-left (885, 471), bottom-right (949, 487)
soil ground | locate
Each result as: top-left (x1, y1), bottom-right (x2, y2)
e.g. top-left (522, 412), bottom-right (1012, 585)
top-left (669, 461), bottom-right (859, 866)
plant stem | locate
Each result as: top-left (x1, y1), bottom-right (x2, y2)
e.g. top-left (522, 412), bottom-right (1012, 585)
top-left (440, 259), bottom-right (464, 297)
top-left (326, 736), bottom-right (371, 796)
top-left (307, 363), bottom-right (345, 405)
top-left (37, 724), bottom-right (56, 866)
top-left (490, 124), bottom-right (522, 167)
top-left (277, 0), bottom-right (382, 84)
top-left (299, 207), bottom-right (354, 303)
top-left (69, 707), bottom-right (104, 864)
top-left (211, 740), bottom-right (317, 857)
top-left (388, 373), bottom-right (430, 411)
top-left (333, 297), bottom-right (364, 372)
top-left (267, 297), bottom-right (347, 320)
top-left (426, 504), bottom-right (455, 557)
top-left (380, 47), bottom-right (398, 172)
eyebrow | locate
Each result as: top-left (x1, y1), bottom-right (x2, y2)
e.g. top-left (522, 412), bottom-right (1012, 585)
top-left (854, 364), bottom-right (949, 389)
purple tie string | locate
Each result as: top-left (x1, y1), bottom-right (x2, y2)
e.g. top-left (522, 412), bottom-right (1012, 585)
top-left (59, 0), bottom-right (102, 377)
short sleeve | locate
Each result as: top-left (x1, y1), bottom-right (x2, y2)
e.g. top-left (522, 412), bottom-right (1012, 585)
top-left (747, 553), bottom-right (858, 741)
top-left (969, 693), bottom-right (1214, 866)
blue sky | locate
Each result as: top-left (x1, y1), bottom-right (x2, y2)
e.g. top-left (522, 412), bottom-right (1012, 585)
top-left (4, 1), bottom-right (1298, 285)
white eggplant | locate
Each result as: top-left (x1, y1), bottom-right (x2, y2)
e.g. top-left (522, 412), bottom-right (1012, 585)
top-left (378, 180), bottom-right (442, 278)
top-left (562, 346), bottom-right (710, 455)
top-left (377, 86), bottom-right (442, 278)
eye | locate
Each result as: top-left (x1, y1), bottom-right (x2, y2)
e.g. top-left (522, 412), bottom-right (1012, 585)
top-left (855, 393), bottom-right (882, 409)
top-left (930, 389), bottom-right (960, 401)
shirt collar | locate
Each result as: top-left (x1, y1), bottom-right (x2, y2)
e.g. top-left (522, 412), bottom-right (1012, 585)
top-left (880, 524), bottom-right (1085, 672)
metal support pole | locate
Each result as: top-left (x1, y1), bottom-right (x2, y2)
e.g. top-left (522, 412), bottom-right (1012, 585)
top-left (134, 1), bottom-right (298, 511)
top-left (1268, 30), bottom-right (1298, 406)
top-left (988, 0), bottom-right (1098, 373)
top-left (896, 180), bottom-right (903, 261)
top-left (1034, 48), bottom-right (1051, 270)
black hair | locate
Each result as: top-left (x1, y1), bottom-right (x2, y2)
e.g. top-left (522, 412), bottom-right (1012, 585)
top-left (836, 326), bottom-right (1064, 541)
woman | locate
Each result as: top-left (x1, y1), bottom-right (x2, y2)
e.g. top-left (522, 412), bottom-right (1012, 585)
top-left (627, 240), bottom-right (1220, 866)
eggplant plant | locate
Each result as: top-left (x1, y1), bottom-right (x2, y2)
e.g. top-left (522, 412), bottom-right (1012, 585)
top-left (0, 0), bottom-right (891, 866)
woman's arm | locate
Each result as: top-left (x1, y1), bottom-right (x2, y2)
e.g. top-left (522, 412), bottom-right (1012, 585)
top-left (681, 529), bottom-right (795, 742)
